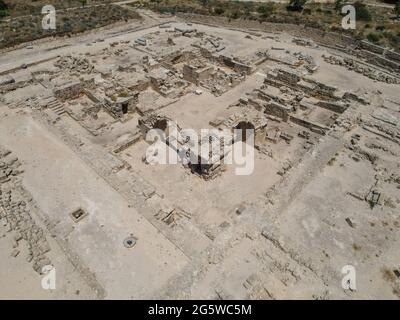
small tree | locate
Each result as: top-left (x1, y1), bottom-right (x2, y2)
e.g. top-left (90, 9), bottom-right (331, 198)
top-left (214, 7), bottom-right (225, 16)
top-left (367, 32), bottom-right (381, 43)
top-left (395, 1), bottom-right (400, 18)
top-left (354, 1), bottom-right (372, 21)
top-left (286, 0), bottom-right (307, 12)
top-left (0, 0), bottom-right (8, 18)
top-left (0, 0), bottom-right (7, 11)
top-left (231, 11), bottom-right (240, 20)
top-left (257, 4), bottom-right (274, 18)
top-left (334, 0), bottom-right (344, 11)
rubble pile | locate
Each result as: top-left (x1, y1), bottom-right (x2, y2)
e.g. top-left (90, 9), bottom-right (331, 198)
top-left (0, 146), bottom-right (51, 274)
top-left (196, 36), bottom-right (225, 53)
top-left (322, 55), bottom-right (400, 84)
top-left (0, 148), bottom-right (23, 183)
top-left (362, 118), bottom-right (400, 143)
top-left (292, 38), bottom-right (314, 47)
top-left (294, 52), bottom-right (318, 73)
top-left (55, 55), bottom-right (94, 74)
top-left (201, 71), bottom-right (245, 97)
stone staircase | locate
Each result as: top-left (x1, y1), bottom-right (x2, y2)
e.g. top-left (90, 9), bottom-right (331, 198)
top-left (192, 48), bottom-right (208, 66)
top-left (46, 97), bottom-right (65, 116)
top-left (6, 100), bottom-right (24, 109)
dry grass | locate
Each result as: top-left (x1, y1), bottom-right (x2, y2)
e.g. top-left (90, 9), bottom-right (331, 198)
top-left (137, 0), bottom-right (400, 51)
top-left (0, 4), bottom-right (141, 49)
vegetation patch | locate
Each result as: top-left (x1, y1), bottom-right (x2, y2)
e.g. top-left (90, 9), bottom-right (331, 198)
top-left (0, 3), bottom-right (141, 49)
top-left (134, 0), bottom-right (400, 52)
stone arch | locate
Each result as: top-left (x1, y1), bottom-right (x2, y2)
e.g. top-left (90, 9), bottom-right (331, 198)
top-left (153, 118), bottom-right (168, 132)
top-left (234, 121), bottom-right (255, 143)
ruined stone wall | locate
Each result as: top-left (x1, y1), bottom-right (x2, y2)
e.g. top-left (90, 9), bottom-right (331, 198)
top-left (359, 40), bottom-right (385, 55)
top-left (103, 95), bottom-right (138, 119)
top-left (358, 50), bottom-right (400, 72)
top-left (177, 13), bottom-right (400, 75)
top-left (129, 80), bottom-right (150, 92)
top-left (265, 102), bottom-right (291, 122)
top-left (312, 81), bottom-right (337, 98)
top-left (183, 64), bottom-right (199, 84)
top-left (316, 100), bottom-right (348, 114)
top-left (177, 13), bottom-right (357, 50)
top-left (83, 89), bottom-right (100, 104)
top-left (183, 64), bottom-right (214, 84)
top-left (276, 69), bottom-right (301, 85)
top-left (385, 50), bottom-right (400, 63)
top-left (54, 82), bottom-right (82, 101)
top-left (0, 80), bottom-right (33, 94)
top-left (343, 92), bottom-right (369, 105)
top-left (219, 55), bottom-right (252, 75)
top-left (0, 145), bottom-right (51, 274)
top-left (289, 116), bottom-right (328, 134)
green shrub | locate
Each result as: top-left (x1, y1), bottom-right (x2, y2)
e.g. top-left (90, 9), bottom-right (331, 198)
top-left (0, 0), bottom-right (8, 17)
top-left (354, 1), bottom-right (372, 21)
top-left (367, 32), bottom-right (381, 43)
top-left (287, 0), bottom-right (307, 12)
top-left (257, 4), bottom-right (274, 18)
top-left (334, 0), bottom-right (344, 10)
top-left (383, 31), bottom-right (400, 45)
top-left (395, 1), bottom-right (400, 17)
top-left (214, 7), bottom-right (224, 15)
top-left (0, 0), bottom-right (7, 10)
top-left (231, 11), bottom-right (240, 19)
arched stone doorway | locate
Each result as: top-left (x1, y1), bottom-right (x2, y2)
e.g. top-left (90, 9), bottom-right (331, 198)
top-left (234, 121), bottom-right (255, 143)
top-left (153, 119), bottom-right (168, 131)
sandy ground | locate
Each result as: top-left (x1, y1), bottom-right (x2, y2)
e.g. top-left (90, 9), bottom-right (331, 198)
top-left (0, 114), bottom-right (189, 299)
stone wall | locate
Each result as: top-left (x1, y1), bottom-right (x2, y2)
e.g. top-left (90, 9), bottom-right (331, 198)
top-left (183, 64), bottom-right (214, 84)
top-left (385, 50), bottom-right (400, 63)
top-left (104, 94), bottom-right (138, 119)
top-left (359, 40), bottom-right (385, 55)
top-left (219, 55), bottom-right (253, 75)
top-left (316, 100), bottom-right (348, 114)
top-left (265, 102), bottom-right (291, 122)
top-left (276, 68), bottom-right (301, 84)
top-left (289, 116), bottom-right (328, 135)
top-left (54, 81), bottom-right (83, 101)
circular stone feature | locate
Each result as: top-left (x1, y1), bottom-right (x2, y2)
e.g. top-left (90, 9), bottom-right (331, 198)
top-left (123, 236), bottom-right (137, 248)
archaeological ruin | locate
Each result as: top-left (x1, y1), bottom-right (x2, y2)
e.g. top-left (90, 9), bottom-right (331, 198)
top-left (0, 5), bottom-right (399, 301)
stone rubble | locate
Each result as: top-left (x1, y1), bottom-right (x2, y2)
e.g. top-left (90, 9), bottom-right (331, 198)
top-left (322, 54), bottom-right (400, 84)
top-left (0, 145), bottom-right (51, 274)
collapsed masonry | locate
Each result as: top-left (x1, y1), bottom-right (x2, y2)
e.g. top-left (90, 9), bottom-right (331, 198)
top-left (139, 113), bottom-right (238, 180)
top-left (0, 26), bottom-right (271, 131)
top-left (355, 40), bottom-right (400, 74)
top-left (104, 93), bottom-right (139, 118)
top-left (322, 55), bottom-right (400, 84)
top-left (0, 146), bottom-right (51, 274)
top-left (256, 67), bottom-right (360, 134)
top-left (157, 38), bottom-right (264, 96)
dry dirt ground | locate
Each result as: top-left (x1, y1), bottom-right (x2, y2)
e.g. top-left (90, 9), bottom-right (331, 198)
top-left (0, 9), bottom-right (399, 299)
